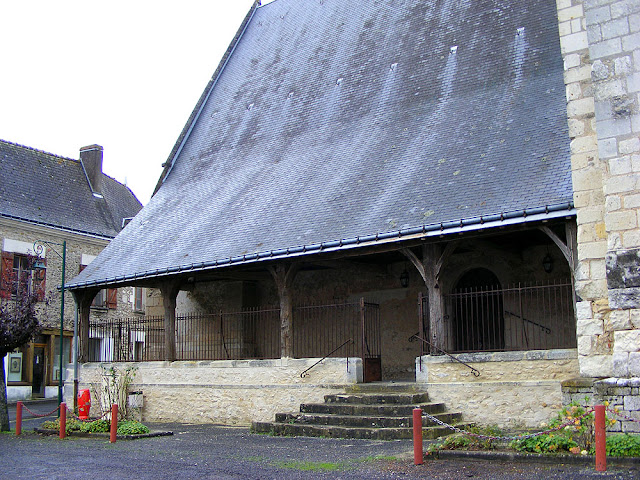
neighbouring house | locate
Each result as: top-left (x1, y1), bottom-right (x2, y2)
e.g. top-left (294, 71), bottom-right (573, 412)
top-left (66, 0), bottom-right (640, 431)
top-left (0, 140), bottom-right (143, 402)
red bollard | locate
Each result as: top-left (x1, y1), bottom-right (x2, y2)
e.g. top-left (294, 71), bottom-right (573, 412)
top-left (16, 401), bottom-right (23, 436)
top-left (59, 402), bottom-right (67, 439)
top-left (413, 408), bottom-right (423, 465)
top-left (595, 405), bottom-right (606, 472)
top-left (110, 404), bottom-right (118, 443)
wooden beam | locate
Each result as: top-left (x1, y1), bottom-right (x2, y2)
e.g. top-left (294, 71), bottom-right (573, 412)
top-left (539, 226), bottom-right (572, 266)
top-left (401, 248), bottom-right (427, 283)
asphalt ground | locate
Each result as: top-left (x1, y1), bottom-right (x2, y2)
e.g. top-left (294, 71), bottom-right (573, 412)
top-left (2, 401), bottom-right (639, 479)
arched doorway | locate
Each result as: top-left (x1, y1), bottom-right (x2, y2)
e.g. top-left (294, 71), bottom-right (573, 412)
top-left (451, 268), bottom-right (504, 352)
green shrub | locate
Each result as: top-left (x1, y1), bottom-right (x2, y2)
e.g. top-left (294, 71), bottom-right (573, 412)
top-left (80, 419), bottom-right (110, 433)
top-left (116, 420), bottom-right (149, 436)
top-left (605, 434), bottom-right (640, 457)
top-left (40, 418), bottom-right (83, 434)
top-left (510, 433), bottom-right (578, 454)
top-left (427, 425), bottom-right (503, 453)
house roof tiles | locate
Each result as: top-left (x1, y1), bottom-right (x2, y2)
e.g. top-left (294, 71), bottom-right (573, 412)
top-left (0, 140), bottom-right (142, 239)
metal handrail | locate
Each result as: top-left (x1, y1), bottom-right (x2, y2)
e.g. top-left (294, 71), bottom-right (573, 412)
top-left (300, 339), bottom-right (354, 378)
top-left (504, 310), bottom-right (551, 334)
top-left (409, 334), bottom-right (480, 377)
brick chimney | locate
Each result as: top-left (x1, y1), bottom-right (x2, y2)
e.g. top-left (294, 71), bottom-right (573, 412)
top-left (79, 144), bottom-right (104, 196)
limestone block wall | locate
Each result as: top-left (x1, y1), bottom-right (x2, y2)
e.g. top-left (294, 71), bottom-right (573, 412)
top-left (68, 357), bottom-right (362, 425)
top-left (557, 0), bottom-right (640, 378)
top-left (416, 349), bottom-right (579, 427)
top-left (563, 377), bottom-right (640, 432)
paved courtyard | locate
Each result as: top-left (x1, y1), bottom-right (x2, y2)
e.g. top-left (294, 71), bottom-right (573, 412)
top-left (1, 403), bottom-right (638, 480)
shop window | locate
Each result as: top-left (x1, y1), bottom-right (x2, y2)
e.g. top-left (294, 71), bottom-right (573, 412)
top-left (52, 336), bottom-right (71, 382)
top-left (7, 348), bottom-right (27, 383)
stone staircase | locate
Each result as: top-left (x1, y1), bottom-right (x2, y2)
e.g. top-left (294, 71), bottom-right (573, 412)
top-left (252, 382), bottom-right (471, 440)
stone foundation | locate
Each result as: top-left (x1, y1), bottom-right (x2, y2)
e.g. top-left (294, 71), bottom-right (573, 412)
top-left (66, 357), bottom-right (362, 425)
top-left (562, 377), bottom-right (640, 433)
top-left (416, 349), bottom-right (580, 428)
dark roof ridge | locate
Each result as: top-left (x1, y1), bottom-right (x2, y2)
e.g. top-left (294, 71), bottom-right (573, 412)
top-left (153, 0), bottom-right (262, 195)
top-left (0, 138), bottom-right (77, 163)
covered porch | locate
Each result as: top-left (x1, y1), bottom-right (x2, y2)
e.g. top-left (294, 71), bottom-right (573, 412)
top-left (68, 217), bottom-right (581, 427)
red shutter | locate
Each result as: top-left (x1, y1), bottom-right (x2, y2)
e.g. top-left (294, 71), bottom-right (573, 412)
top-left (0, 252), bottom-right (14, 299)
top-left (106, 288), bottom-right (118, 309)
top-left (34, 257), bottom-right (46, 302)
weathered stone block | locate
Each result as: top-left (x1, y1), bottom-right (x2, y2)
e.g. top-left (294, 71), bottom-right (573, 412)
top-left (605, 195), bottom-right (622, 211)
top-left (629, 352), bottom-right (640, 376)
top-left (614, 56), bottom-right (633, 75)
top-left (602, 17), bottom-right (631, 40)
top-left (577, 301), bottom-right (594, 320)
top-left (578, 240), bottom-right (607, 260)
top-left (586, 5), bottom-right (612, 25)
top-left (609, 157), bottom-right (632, 175)
top-left (561, 31), bottom-right (590, 53)
top-left (578, 317), bottom-right (604, 336)
top-left (578, 335), bottom-right (595, 355)
top-left (614, 330), bottom-right (640, 352)
top-left (579, 354), bottom-right (614, 377)
top-left (608, 309), bottom-right (633, 330)
top-left (597, 117), bottom-right (632, 139)
top-left (620, 137), bottom-right (640, 154)
top-left (613, 352), bottom-right (630, 376)
top-left (568, 97), bottom-right (597, 117)
top-left (598, 136), bottom-right (617, 157)
top-left (631, 310), bottom-right (640, 329)
top-left (559, 4), bottom-right (585, 23)
top-left (606, 248), bottom-right (640, 288)
top-left (609, 287), bottom-right (640, 308)
top-left (604, 173), bottom-right (637, 194)
top-left (605, 210), bottom-right (637, 231)
top-left (591, 37), bottom-right (623, 59)
top-left (564, 52), bottom-right (582, 69)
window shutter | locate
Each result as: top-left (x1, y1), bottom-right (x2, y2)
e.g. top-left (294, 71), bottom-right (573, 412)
top-left (35, 257), bottom-right (46, 302)
top-left (107, 288), bottom-right (118, 309)
top-left (0, 252), bottom-right (14, 299)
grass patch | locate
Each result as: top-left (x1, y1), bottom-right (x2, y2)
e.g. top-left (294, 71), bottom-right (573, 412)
top-left (272, 460), bottom-right (344, 472)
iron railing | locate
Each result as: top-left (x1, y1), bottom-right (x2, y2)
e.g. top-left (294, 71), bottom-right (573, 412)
top-left (442, 279), bottom-right (576, 353)
top-left (88, 300), bottom-right (380, 363)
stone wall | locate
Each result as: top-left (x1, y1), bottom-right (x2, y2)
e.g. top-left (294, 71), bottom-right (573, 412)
top-left (416, 349), bottom-right (579, 427)
top-left (563, 377), bottom-right (640, 432)
top-left (557, 0), bottom-right (640, 378)
top-left (68, 357), bottom-right (362, 425)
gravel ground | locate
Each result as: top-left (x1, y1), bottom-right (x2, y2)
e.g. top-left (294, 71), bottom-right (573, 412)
top-left (1, 420), bottom-right (639, 480)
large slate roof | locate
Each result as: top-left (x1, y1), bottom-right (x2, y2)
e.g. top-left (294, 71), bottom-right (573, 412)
top-left (0, 140), bottom-right (142, 238)
top-left (69, 0), bottom-right (573, 289)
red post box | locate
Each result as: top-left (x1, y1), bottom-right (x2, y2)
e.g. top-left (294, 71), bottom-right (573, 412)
top-left (78, 389), bottom-right (91, 420)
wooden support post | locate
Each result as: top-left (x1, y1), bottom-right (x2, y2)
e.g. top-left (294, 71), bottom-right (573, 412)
top-left (72, 289), bottom-right (99, 363)
top-left (403, 243), bottom-right (454, 353)
top-left (269, 263), bottom-right (300, 358)
top-left (159, 280), bottom-right (181, 362)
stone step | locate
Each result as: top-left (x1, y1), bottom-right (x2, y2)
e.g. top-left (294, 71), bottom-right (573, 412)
top-left (251, 421), bottom-right (473, 441)
top-left (275, 411), bottom-right (462, 428)
top-left (344, 382), bottom-right (428, 394)
top-left (300, 402), bottom-right (445, 417)
top-left (324, 392), bottom-right (430, 405)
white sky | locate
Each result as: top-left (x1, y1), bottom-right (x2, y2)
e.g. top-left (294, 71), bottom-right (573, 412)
top-left (0, 0), bottom-right (261, 204)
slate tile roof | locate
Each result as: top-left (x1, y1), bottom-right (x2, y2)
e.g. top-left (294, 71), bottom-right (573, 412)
top-left (0, 140), bottom-right (142, 238)
top-left (69, 0), bottom-right (573, 289)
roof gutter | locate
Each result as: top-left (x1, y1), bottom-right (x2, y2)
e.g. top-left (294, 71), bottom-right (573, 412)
top-left (67, 202), bottom-right (575, 290)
